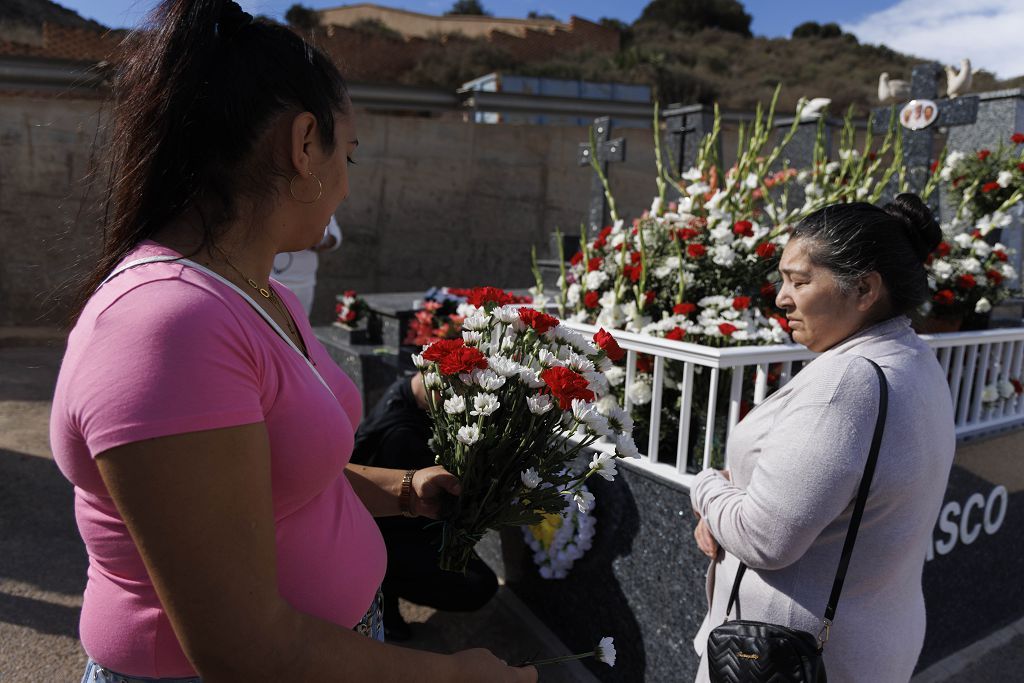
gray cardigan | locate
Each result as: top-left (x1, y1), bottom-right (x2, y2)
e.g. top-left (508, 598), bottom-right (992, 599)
top-left (691, 316), bottom-right (956, 683)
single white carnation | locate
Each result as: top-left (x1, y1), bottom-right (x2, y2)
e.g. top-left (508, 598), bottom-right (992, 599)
top-left (471, 393), bottom-right (500, 417)
top-left (975, 297), bottom-right (992, 314)
top-left (443, 395), bottom-right (467, 414)
top-left (604, 366), bottom-right (626, 387)
top-left (457, 425), bottom-right (481, 445)
top-left (527, 393), bottom-right (554, 415)
top-left (627, 379), bottom-right (653, 405)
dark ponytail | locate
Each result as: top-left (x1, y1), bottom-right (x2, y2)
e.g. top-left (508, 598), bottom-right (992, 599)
top-left (70, 0), bottom-right (348, 323)
top-left (790, 193), bottom-right (943, 316)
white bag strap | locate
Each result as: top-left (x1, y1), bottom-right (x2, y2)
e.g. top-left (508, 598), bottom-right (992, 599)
top-left (101, 255), bottom-right (336, 399)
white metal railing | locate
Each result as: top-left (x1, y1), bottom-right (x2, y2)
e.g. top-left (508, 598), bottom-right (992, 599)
top-left (564, 321), bottom-right (1024, 488)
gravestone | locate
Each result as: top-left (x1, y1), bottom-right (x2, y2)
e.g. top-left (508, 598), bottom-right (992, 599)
top-left (578, 116), bottom-right (626, 234)
top-left (773, 114), bottom-right (841, 208)
top-left (871, 62), bottom-right (980, 198)
top-left (663, 103), bottom-right (717, 178)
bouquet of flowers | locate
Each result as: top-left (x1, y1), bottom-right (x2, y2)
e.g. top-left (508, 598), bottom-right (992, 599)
top-left (925, 228), bottom-right (1018, 327)
top-left (404, 286), bottom-right (532, 346)
top-left (334, 290), bottom-right (369, 328)
top-left (939, 133), bottom-right (1024, 222)
top-left (413, 286), bottom-right (636, 573)
top-left (523, 485), bottom-right (596, 579)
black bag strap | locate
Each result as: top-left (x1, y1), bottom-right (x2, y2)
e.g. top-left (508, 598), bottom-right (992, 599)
top-left (723, 358), bottom-right (888, 643)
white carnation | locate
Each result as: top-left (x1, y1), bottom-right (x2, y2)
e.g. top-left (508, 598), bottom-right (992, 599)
top-left (997, 170), bottom-right (1013, 188)
top-left (975, 297), bottom-right (992, 314)
top-left (627, 379), bottom-right (653, 405)
top-left (457, 425), bottom-right (481, 445)
top-left (443, 395), bottom-right (467, 414)
top-left (527, 393), bottom-right (554, 415)
top-left (605, 366), bottom-right (626, 387)
top-left (470, 393), bottom-right (500, 417)
top-left (585, 270), bottom-right (609, 290)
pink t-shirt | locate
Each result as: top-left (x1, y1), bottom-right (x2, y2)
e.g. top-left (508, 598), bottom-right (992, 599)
top-left (50, 242), bottom-right (386, 677)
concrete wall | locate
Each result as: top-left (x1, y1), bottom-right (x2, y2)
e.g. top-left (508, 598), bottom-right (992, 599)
top-left (0, 93), bottom-right (662, 327)
top-left (0, 95), bottom-right (109, 327)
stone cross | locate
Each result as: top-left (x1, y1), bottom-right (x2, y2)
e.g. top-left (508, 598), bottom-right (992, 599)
top-left (871, 62), bottom-right (980, 196)
top-left (578, 116), bottom-right (626, 233)
top-left (663, 104), bottom-right (717, 177)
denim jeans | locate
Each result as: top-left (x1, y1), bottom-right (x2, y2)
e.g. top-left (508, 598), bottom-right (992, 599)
top-left (81, 661), bottom-right (201, 683)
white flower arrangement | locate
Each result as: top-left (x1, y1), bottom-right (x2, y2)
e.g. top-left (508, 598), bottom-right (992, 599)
top-left (523, 484), bottom-right (597, 580)
top-left (417, 288), bottom-right (634, 572)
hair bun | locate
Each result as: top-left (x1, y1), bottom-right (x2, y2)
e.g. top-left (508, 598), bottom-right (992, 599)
top-left (884, 193), bottom-right (942, 263)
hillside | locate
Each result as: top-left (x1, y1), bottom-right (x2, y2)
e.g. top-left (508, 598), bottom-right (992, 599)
top-left (363, 20), bottom-right (1023, 115)
top-left (0, 0), bottom-right (105, 30)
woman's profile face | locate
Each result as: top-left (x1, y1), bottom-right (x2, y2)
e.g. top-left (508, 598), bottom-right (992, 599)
top-left (775, 238), bottom-right (872, 353)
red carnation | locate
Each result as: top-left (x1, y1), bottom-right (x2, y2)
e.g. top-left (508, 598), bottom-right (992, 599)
top-left (930, 160), bottom-right (940, 174)
top-left (935, 242), bottom-right (951, 257)
top-left (956, 274), bottom-right (976, 290)
top-left (678, 227), bottom-right (701, 241)
top-left (771, 314), bottom-right (791, 333)
top-left (540, 366), bottom-right (595, 410)
top-left (343, 289), bottom-right (357, 298)
top-left (593, 226), bottom-right (613, 249)
top-left (342, 309), bottom-right (357, 323)
top-left (687, 243), bottom-right (706, 258)
top-left (665, 327), bottom-right (686, 341)
top-left (594, 327), bottom-right (625, 361)
top-left (623, 264), bottom-right (642, 283)
top-left (422, 338), bottom-right (466, 362)
top-left (732, 296), bottom-right (751, 311)
top-left (982, 181), bottom-right (1001, 193)
top-left (977, 150), bottom-right (991, 161)
top-left (987, 269), bottom-right (1004, 286)
top-left (673, 302), bottom-right (697, 316)
top-left (1012, 132), bottom-right (1024, 144)
top-left (636, 354), bottom-right (653, 374)
top-left (971, 230), bottom-right (983, 239)
top-left (933, 289), bottom-right (956, 306)
top-left (335, 302), bottom-right (344, 314)
top-left (1018, 163), bottom-right (1024, 173)
top-left (755, 242), bottom-right (777, 259)
top-left (645, 290), bottom-right (656, 305)
top-left (439, 346), bottom-right (489, 376)
top-left (718, 322), bottom-right (738, 337)
top-left (467, 287), bottom-right (515, 307)
top-left (760, 282), bottom-right (777, 299)
top-left (1011, 379), bottom-right (1023, 395)
top-left (733, 220), bottom-right (754, 237)
top-left (994, 250), bottom-right (1008, 262)
top-left (587, 257), bottom-right (603, 272)
top-left (518, 307), bottom-right (559, 335)
top-left (584, 291), bottom-right (600, 309)
top-left (630, 251), bottom-right (643, 264)
top-left (570, 251), bottom-right (584, 266)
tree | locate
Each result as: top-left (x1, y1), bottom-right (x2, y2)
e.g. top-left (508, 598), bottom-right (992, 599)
top-left (446, 0), bottom-right (489, 16)
top-left (792, 20), bottom-right (844, 39)
top-left (527, 11), bottom-right (557, 20)
top-left (284, 4), bottom-right (319, 31)
top-left (638, 0), bottom-right (752, 37)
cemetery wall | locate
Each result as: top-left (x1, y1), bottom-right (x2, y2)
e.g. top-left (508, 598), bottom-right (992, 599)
top-left (0, 93), bottom-right (678, 327)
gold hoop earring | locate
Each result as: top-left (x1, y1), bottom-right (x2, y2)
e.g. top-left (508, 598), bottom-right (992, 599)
top-left (289, 172), bottom-right (323, 204)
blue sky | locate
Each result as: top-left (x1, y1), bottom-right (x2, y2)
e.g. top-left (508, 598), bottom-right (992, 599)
top-left (57, 0), bottom-right (1024, 77)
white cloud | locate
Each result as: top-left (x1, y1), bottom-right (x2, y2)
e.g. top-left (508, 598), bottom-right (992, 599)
top-left (843, 0), bottom-right (1024, 79)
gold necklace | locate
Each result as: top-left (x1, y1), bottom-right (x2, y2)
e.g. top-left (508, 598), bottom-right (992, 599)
top-left (222, 259), bottom-right (301, 340)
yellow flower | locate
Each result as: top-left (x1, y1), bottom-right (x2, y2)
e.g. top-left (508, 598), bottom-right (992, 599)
top-left (528, 513), bottom-right (564, 550)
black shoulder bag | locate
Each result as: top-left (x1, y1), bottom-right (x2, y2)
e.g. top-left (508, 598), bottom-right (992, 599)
top-left (706, 359), bottom-right (888, 683)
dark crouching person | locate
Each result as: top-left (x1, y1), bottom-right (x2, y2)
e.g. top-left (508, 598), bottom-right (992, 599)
top-left (351, 374), bottom-right (499, 641)
top-left (690, 194), bottom-right (956, 683)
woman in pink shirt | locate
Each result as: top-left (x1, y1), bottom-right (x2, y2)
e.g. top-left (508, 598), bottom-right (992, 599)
top-left (49, 2), bottom-right (535, 682)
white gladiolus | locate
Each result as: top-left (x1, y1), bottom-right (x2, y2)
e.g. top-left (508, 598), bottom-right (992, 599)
top-left (953, 233), bottom-right (974, 249)
top-left (520, 468), bottom-right (542, 489)
top-left (566, 283), bottom-right (582, 306)
top-left (471, 393), bottom-right (500, 417)
top-left (682, 167), bottom-right (703, 181)
top-left (598, 289), bottom-right (617, 309)
top-left (975, 297), bottom-right (992, 314)
top-left (443, 395), bottom-right (467, 414)
top-left (589, 452), bottom-right (618, 481)
top-left (744, 173), bottom-right (759, 189)
top-left (825, 161), bottom-right (841, 174)
top-left (584, 270), bottom-right (609, 290)
top-left (527, 393), bottom-right (554, 414)
top-left (650, 196), bottom-right (663, 215)
top-left (457, 425), bottom-right (481, 445)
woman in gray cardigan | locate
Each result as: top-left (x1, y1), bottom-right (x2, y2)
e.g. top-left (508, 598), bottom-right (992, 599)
top-left (690, 194), bottom-right (957, 682)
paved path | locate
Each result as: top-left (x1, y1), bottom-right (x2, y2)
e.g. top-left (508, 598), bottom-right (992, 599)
top-left (0, 344), bottom-right (587, 682)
